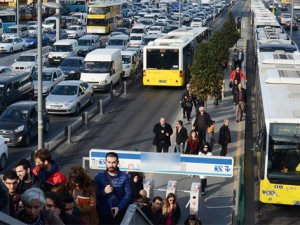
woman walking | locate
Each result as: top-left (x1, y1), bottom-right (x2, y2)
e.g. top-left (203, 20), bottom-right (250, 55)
top-left (198, 142), bottom-right (213, 195)
top-left (162, 193), bottom-right (181, 225)
top-left (185, 130), bottom-right (201, 155)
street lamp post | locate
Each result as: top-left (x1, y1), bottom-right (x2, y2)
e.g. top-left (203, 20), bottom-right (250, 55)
top-left (37, 1), bottom-right (62, 150)
top-left (16, 0), bottom-right (19, 37)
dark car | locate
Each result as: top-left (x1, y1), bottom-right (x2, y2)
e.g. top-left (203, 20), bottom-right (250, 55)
top-left (295, 13), bottom-right (300, 21)
top-left (284, 19), bottom-right (298, 30)
top-left (44, 29), bottom-right (68, 43)
top-left (0, 101), bottom-right (50, 146)
top-left (25, 35), bottom-right (50, 48)
top-left (58, 56), bottom-right (84, 80)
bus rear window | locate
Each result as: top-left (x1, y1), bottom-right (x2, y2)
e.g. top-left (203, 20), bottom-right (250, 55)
top-left (146, 49), bottom-right (179, 69)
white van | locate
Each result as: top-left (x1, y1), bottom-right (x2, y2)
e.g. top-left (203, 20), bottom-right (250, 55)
top-left (42, 16), bottom-right (57, 30)
top-left (106, 34), bottom-right (129, 50)
top-left (48, 39), bottom-right (78, 65)
top-left (81, 49), bottom-right (123, 91)
top-left (2, 24), bottom-right (28, 39)
top-left (121, 51), bottom-right (139, 78)
top-left (130, 24), bottom-right (146, 37)
top-left (72, 13), bottom-right (87, 26)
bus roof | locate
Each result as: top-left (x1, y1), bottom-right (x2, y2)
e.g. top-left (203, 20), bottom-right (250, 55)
top-left (150, 35), bottom-right (194, 48)
top-left (168, 27), bottom-right (209, 37)
top-left (88, 2), bottom-right (123, 7)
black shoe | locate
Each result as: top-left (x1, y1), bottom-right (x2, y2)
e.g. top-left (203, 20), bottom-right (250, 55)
top-left (183, 116), bottom-right (186, 118)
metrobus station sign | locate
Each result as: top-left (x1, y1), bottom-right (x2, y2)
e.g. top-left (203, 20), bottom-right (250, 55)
top-left (89, 149), bottom-right (234, 177)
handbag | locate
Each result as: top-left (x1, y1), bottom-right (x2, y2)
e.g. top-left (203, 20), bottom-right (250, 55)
top-left (229, 81), bottom-right (233, 88)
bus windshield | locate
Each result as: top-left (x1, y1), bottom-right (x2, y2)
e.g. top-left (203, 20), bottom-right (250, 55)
top-left (88, 7), bottom-right (110, 14)
top-left (267, 123), bottom-right (300, 184)
top-left (146, 49), bottom-right (179, 69)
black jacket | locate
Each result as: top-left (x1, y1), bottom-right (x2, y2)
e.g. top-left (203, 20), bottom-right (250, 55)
top-left (218, 125), bottom-right (231, 145)
top-left (193, 112), bottom-right (212, 130)
top-left (175, 127), bottom-right (188, 145)
top-left (233, 88), bottom-right (247, 105)
top-left (153, 123), bottom-right (173, 146)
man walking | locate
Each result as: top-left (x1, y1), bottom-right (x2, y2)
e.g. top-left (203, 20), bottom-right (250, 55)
top-left (233, 83), bottom-right (247, 122)
top-left (15, 159), bottom-right (36, 194)
top-left (94, 152), bottom-right (132, 225)
top-left (153, 117), bottom-right (173, 153)
top-left (193, 107), bottom-right (212, 143)
top-left (237, 48), bottom-right (244, 68)
top-left (218, 119), bottom-right (231, 156)
top-left (175, 120), bottom-right (188, 153)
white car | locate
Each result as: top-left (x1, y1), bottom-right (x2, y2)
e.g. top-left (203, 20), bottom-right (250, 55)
top-left (46, 80), bottom-right (94, 115)
top-left (147, 26), bottom-right (163, 35)
top-left (32, 67), bottom-right (65, 96)
top-left (11, 53), bottom-right (45, 74)
top-left (129, 35), bottom-right (143, 47)
top-left (0, 37), bottom-right (26, 53)
top-left (28, 25), bottom-right (38, 36)
top-left (66, 25), bottom-right (85, 39)
top-left (191, 18), bottom-right (203, 28)
top-left (0, 135), bottom-right (8, 170)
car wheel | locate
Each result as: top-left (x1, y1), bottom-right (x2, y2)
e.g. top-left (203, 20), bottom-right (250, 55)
top-left (44, 120), bottom-right (50, 133)
top-left (22, 45), bottom-right (25, 51)
top-left (75, 104), bottom-right (80, 116)
top-left (9, 48), bottom-right (13, 53)
top-left (89, 94), bottom-right (94, 105)
top-left (0, 154), bottom-right (7, 170)
top-left (23, 134), bottom-right (31, 147)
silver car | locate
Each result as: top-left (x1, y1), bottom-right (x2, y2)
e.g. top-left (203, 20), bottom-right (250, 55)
top-left (32, 67), bottom-right (65, 96)
top-left (46, 80), bottom-right (94, 115)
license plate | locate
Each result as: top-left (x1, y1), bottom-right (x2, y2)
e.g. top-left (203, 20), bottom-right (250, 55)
top-left (51, 107), bottom-right (61, 110)
top-left (93, 85), bottom-right (98, 88)
top-left (5, 138), bottom-right (10, 142)
top-left (158, 80), bottom-right (167, 83)
top-left (54, 59), bottom-right (60, 62)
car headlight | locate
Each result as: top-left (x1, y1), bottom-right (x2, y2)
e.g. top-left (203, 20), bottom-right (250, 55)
top-left (100, 80), bottom-right (108, 85)
top-left (15, 125), bottom-right (24, 133)
top-left (63, 53), bottom-right (68, 58)
top-left (49, 52), bottom-right (53, 58)
top-left (65, 100), bottom-right (76, 107)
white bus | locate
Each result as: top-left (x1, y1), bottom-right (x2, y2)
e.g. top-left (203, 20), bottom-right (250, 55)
top-left (143, 27), bottom-right (208, 87)
top-left (255, 50), bottom-right (300, 205)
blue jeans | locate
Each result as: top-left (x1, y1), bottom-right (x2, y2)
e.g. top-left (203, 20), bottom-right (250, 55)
top-left (175, 143), bottom-right (185, 153)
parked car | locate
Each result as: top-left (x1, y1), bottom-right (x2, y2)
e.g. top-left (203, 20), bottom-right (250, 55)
top-left (0, 101), bottom-right (50, 146)
top-left (58, 56), bottom-right (84, 80)
top-left (24, 35), bottom-right (50, 48)
top-left (32, 68), bottom-right (65, 96)
top-left (11, 53), bottom-right (45, 74)
top-left (0, 135), bottom-right (8, 169)
top-left (0, 37), bottom-right (26, 53)
top-left (66, 25), bottom-right (85, 39)
top-left (46, 80), bottom-right (94, 115)
top-left (0, 66), bottom-right (13, 75)
top-left (28, 25), bottom-right (38, 36)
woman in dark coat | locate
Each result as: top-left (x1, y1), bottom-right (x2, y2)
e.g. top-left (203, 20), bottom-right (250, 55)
top-left (162, 193), bottom-right (181, 225)
top-left (218, 119), bottom-right (231, 156)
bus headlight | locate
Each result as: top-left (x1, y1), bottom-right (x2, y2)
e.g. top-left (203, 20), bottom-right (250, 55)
top-left (262, 190), bottom-right (278, 196)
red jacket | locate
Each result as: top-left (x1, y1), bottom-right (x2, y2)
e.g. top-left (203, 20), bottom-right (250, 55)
top-left (33, 165), bottom-right (67, 186)
top-left (230, 70), bottom-right (247, 81)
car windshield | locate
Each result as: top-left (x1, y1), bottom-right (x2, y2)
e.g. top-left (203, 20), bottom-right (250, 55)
top-left (0, 108), bottom-right (28, 122)
top-left (45, 30), bottom-right (56, 35)
top-left (82, 61), bottom-right (112, 73)
top-left (7, 28), bottom-right (17, 33)
top-left (17, 55), bottom-right (35, 62)
top-left (142, 38), bottom-right (155, 45)
top-left (0, 39), bottom-right (13, 43)
top-left (32, 72), bottom-right (53, 81)
top-left (108, 39), bottom-right (124, 46)
top-left (68, 27), bottom-right (78, 31)
top-left (52, 45), bottom-right (72, 52)
top-left (60, 59), bottom-right (81, 67)
top-left (78, 39), bottom-right (91, 46)
top-left (28, 27), bottom-right (36, 30)
top-left (122, 55), bottom-right (131, 64)
top-left (44, 19), bottom-right (56, 24)
top-left (51, 85), bottom-right (78, 96)
top-left (115, 28), bottom-right (127, 33)
top-left (130, 36), bottom-right (142, 40)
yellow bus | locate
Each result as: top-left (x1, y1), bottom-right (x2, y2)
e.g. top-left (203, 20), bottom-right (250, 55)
top-left (143, 27), bottom-right (208, 87)
top-left (87, 2), bottom-right (122, 34)
top-left (255, 50), bottom-right (300, 205)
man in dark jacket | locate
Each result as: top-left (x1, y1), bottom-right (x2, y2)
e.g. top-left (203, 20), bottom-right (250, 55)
top-left (193, 107), bottom-right (212, 144)
top-left (15, 159), bottom-right (37, 194)
top-left (175, 120), bottom-right (188, 153)
top-left (233, 83), bottom-right (247, 122)
top-left (142, 196), bottom-right (164, 225)
top-left (153, 117), bottom-right (173, 153)
top-left (218, 119), bottom-right (231, 156)
top-left (94, 152), bottom-right (132, 225)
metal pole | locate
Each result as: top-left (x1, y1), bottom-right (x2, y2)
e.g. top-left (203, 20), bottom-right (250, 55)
top-left (16, 0), bottom-right (19, 37)
top-left (213, 0), bottom-right (216, 23)
top-left (56, 0), bottom-right (61, 41)
top-left (290, 0), bottom-right (294, 37)
top-left (179, 0), bottom-right (181, 28)
top-left (37, 0), bottom-right (44, 149)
